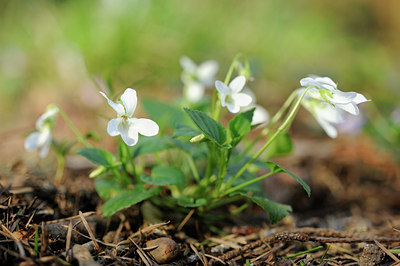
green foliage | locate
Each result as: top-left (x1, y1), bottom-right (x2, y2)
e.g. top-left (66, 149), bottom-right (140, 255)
top-left (141, 165), bottom-right (186, 186)
top-left (94, 178), bottom-right (123, 200)
top-left (265, 133), bottom-right (293, 158)
top-left (142, 99), bottom-right (188, 131)
top-left (102, 187), bottom-right (162, 217)
top-left (173, 123), bottom-right (201, 138)
top-left (228, 108), bottom-right (254, 147)
top-left (130, 136), bottom-right (171, 158)
top-left (184, 108), bottom-right (228, 148)
top-left (265, 161), bottom-right (311, 197)
top-left (176, 197), bottom-right (207, 208)
top-left (78, 148), bottom-right (117, 167)
top-left (237, 192), bottom-right (292, 224)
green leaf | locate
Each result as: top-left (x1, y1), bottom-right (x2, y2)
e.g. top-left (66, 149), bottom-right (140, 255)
top-left (228, 108), bottom-right (254, 147)
top-left (184, 108), bottom-right (228, 147)
top-left (173, 123), bottom-right (201, 137)
top-left (78, 148), bottom-right (116, 167)
top-left (166, 136), bottom-right (207, 159)
top-left (265, 133), bottom-right (293, 158)
top-left (142, 99), bottom-right (188, 130)
top-left (265, 161), bottom-right (311, 197)
top-left (238, 192), bottom-right (292, 224)
top-left (102, 187), bottom-right (162, 217)
top-left (175, 197), bottom-right (207, 207)
top-left (130, 136), bottom-right (171, 158)
top-left (94, 178), bottom-right (124, 200)
top-left (141, 165), bottom-right (186, 186)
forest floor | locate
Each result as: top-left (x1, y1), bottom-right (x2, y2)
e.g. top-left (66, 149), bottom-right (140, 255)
top-left (1, 137), bottom-right (400, 265)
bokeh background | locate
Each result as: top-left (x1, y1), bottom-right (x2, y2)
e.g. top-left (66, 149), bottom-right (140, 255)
top-left (1, 0), bottom-right (400, 166)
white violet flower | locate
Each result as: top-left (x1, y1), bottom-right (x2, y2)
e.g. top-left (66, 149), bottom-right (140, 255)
top-left (300, 76), bottom-right (370, 115)
top-left (25, 105), bottom-right (59, 158)
top-left (242, 87), bottom-right (269, 125)
top-left (299, 89), bottom-right (344, 138)
top-left (215, 75), bottom-right (252, 113)
top-left (180, 56), bottom-right (219, 103)
top-left (100, 88), bottom-right (159, 146)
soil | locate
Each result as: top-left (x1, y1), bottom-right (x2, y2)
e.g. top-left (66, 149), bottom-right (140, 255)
top-left (1, 136), bottom-right (400, 265)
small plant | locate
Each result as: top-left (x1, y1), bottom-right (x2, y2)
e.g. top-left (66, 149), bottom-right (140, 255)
top-left (25, 54), bottom-right (370, 223)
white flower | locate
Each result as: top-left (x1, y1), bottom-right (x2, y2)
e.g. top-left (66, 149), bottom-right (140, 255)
top-left (299, 88), bottom-right (346, 138)
top-left (252, 105), bottom-right (270, 126)
top-left (300, 76), bottom-right (370, 115)
top-left (25, 105), bottom-right (59, 158)
top-left (241, 87), bottom-right (269, 125)
top-left (180, 56), bottom-right (219, 103)
top-left (100, 88), bottom-right (159, 146)
top-left (215, 76), bottom-right (252, 113)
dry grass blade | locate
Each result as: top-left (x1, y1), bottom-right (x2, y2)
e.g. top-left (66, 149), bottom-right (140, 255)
top-left (45, 211), bottom-right (95, 224)
top-left (79, 210), bottom-right (100, 252)
top-left (118, 221), bottom-right (170, 245)
top-left (374, 240), bottom-right (400, 263)
top-left (207, 236), bottom-right (242, 249)
top-left (65, 220), bottom-right (73, 263)
top-left (129, 237), bottom-right (155, 266)
top-left (204, 254), bottom-right (227, 265)
top-left (190, 243), bottom-right (206, 266)
top-left (177, 209), bottom-right (195, 231)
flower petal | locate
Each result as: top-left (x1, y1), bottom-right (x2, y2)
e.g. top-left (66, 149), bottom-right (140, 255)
top-left (179, 56), bottom-right (197, 73)
top-left (107, 118), bottom-right (123, 136)
top-left (353, 93), bottom-right (370, 104)
top-left (229, 75), bottom-right (246, 93)
top-left (215, 80), bottom-right (230, 95)
top-left (226, 101), bottom-right (240, 113)
top-left (252, 105), bottom-right (270, 125)
top-left (197, 60), bottom-right (218, 86)
top-left (120, 88), bottom-right (137, 117)
top-left (316, 117), bottom-right (338, 138)
top-left (100, 91), bottom-right (125, 116)
top-left (25, 132), bottom-right (41, 151)
top-left (121, 126), bottom-right (139, 146)
top-left (39, 137), bottom-right (52, 158)
top-left (315, 77), bottom-right (337, 90)
top-left (184, 82), bottom-right (205, 103)
top-left (134, 118), bottom-right (159, 136)
top-left (330, 90), bottom-right (357, 104)
top-left (336, 102), bottom-right (359, 115)
top-left (35, 106), bottom-right (59, 130)
top-left (232, 93), bottom-right (252, 107)
top-left (300, 76), bottom-right (336, 90)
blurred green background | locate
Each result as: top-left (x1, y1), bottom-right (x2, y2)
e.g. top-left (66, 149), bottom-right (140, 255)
top-left (1, 0), bottom-right (399, 160)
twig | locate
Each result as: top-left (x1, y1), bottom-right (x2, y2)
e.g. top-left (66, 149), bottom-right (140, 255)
top-left (66, 220), bottom-right (73, 263)
top-left (190, 243), bottom-right (206, 266)
top-left (177, 209), bottom-right (195, 231)
top-left (45, 211), bottom-right (95, 224)
top-left (79, 210), bottom-right (100, 252)
top-left (129, 238), bottom-right (155, 266)
top-left (374, 240), bottom-right (400, 263)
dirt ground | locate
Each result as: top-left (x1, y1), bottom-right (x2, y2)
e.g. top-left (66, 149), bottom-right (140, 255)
top-left (1, 136), bottom-right (400, 265)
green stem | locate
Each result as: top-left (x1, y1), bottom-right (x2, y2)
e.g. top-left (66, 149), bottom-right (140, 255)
top-left (229, 201), bottom-right (251, 216)
top-left (186, 153), bottom-right (200, 183)
top-left (226, 88), bottom-right (309, 189)
top-left (123, 142), bottom-right (137, 180)
top-left (204, 194), bottom-right (243, 210)
top-left (56, 105), bottom-right (92, 148)
top-left (55, 153), bottom-right (65, 183)
top-left (240, 89), bottom-right (298, 159)
top-left (224, 172), bottom-right (274, 196)
top-left (263, 90), bottom-right (298, 135)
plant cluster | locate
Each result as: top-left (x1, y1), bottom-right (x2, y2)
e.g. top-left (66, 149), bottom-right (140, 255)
top-left (25, 54), bottom-right (369, 223)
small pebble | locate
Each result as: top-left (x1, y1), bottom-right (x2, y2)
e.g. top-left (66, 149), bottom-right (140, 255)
top-left (145, 237), bottom-right (180, 264)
